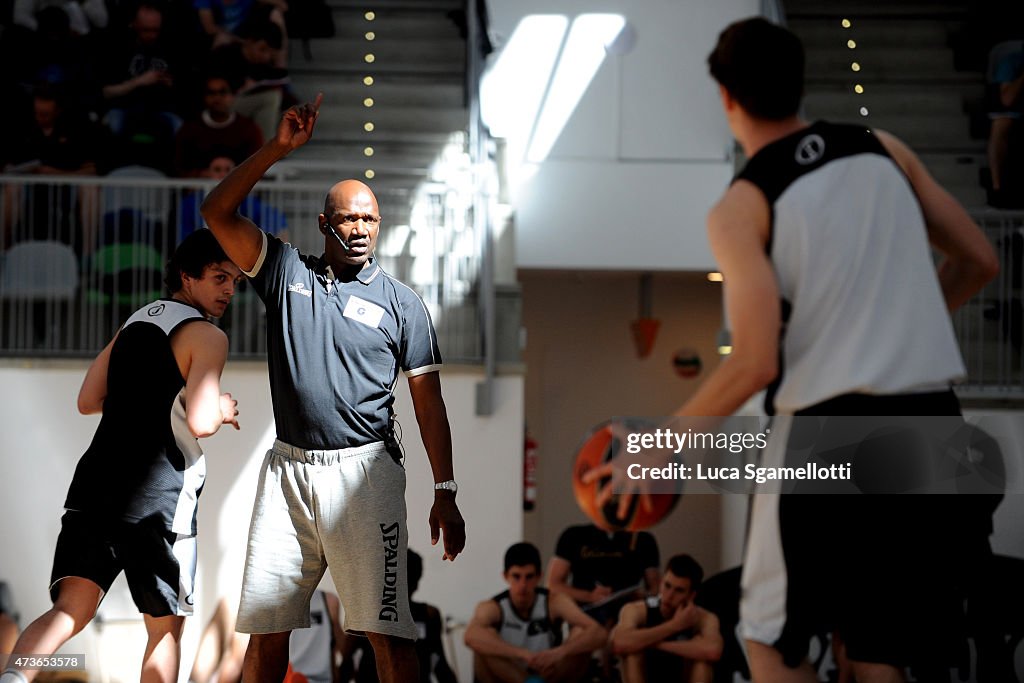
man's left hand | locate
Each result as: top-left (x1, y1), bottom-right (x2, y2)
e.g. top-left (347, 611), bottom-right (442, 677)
top-left (429, 496), bottom-right (465, 561)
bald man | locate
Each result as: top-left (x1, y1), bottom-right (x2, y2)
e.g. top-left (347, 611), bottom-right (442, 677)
top-left (200, 96), bottom-right (466, 683)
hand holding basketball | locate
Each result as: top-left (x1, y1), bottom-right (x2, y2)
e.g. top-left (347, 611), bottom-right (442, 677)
top-left (573, 421), bottom-right (679, 532)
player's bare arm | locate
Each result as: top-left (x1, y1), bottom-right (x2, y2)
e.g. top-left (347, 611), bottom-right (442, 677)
top-left (654, 607), bottom-right (723, 663)
top-left (463, 600), bottom-right (531, 663)
top-left (673, 180), bottom-right (779, 418)
top-left (611, 600), bottom-right (679, 655)
top-left (178, 323), bottom-right (238, 437)
top-left (77, 333), bottom-right (118, 414)
top-left (202, 95), bottom-right (323, 272)
top-left (875, 129), bottom-right (999, 311)
top-left (546, 592), bottom-right (607, 655)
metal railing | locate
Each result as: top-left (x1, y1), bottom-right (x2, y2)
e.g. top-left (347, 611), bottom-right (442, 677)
top-left (2, 172), bottom-right (1015, 394)
top-left (956, 210), bottom-right (1024, 398)
top-left (0, 172), bottom-right (503, 364)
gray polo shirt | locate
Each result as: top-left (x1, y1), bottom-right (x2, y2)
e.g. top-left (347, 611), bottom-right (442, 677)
top-left (246, 232), bottom-right (442, 450)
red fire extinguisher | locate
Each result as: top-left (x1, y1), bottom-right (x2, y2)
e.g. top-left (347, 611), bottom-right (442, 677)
top-left (524, 430), bottom-right (538, 511)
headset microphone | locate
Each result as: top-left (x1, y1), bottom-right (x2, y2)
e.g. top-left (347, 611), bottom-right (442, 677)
top-left (326, 223), bottom-right (351, 252)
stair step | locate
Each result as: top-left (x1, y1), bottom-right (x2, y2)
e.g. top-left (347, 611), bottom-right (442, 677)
top-left (302, 130), bottom-right (458, 146)
top-left (290, 76), bottom-right (464, 109)
top-left (786, 0), bottom-right (969, 19)
top-left (789, 17), bottom-right (952, 47)
top-left (804, 88), bottom-right (969, 116)
top-left (326, 0), bottom-right (462, 10)
top-left (291, 60), bottom-right (464, 78)
top-left (296, 37), bottom-right (465, 67)
top-left (330, 8), bottom-right (463, 39)
top-left (918, 152), bottom-right (985, 186)
top-left (867, 113), bottom-right (976, 146)
top-left (291, 140), bottom-right (448, 167)
top-left (309, 104), bottom-right (466, 136)
top-left (817, 113), bottom-right (980, 151)
top-left (805, 46), bottom-right (957, 79)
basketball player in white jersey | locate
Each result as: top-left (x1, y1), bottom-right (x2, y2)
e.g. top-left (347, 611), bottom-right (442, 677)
top-left (689, 17), bottom-right (996, 683)
top-left (590, 15), bottom-right (998, 683)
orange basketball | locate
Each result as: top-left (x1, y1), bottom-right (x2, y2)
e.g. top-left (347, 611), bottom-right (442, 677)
top-left (572, 420), bottom-right (680, 532)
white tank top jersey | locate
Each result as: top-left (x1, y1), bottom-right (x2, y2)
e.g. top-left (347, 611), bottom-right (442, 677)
top-left (735, 121), bottom-right (966, 414)
top-left (493, 587), bottom-right (562, 653)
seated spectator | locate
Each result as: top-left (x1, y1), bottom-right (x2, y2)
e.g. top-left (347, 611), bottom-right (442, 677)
top-left (2, 89), bottom-right (100, 176)
top-left (547, 523), bottom-right (660, 625)
top-left (195, 0), bottom-right (288, 61)
top-left (175, 74), bottom-right (263, 177)
top-left (340, 549), bottom-right (457, 683)
top-left (610, 554), bottom-right (723, 683)
top-left (177, 156), bottom-right (288, 243)
top-left (988, 42), bottom-right (1024, 206)
top-left (465, 542), bottom-right (606, 683)
top-left (5, 5), bottom-right (100, 117)
top-left (13, 0), bottom-right (108, 36)
top-left (98, 2), bottom-right (185, 152)
top-left (207, 17), bottom-right (289, 141)
top-left (1, 88), bottom-right (101, 248)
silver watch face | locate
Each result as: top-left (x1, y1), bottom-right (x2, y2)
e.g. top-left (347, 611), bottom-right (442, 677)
top-left (436, 480), bottom-right (458, 493)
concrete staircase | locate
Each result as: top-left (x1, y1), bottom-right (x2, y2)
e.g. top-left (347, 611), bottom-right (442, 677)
top-left (284, 0), bottom-right (469, 227)
top-left (786, 0), bottom-right (988, 207)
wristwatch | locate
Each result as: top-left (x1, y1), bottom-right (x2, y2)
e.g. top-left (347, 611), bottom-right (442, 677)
top-left (434, 480), bottom-right (458, 494)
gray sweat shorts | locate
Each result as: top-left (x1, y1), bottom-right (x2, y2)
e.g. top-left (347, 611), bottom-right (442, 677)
top-left (236, 440), bottom-right (415, 639)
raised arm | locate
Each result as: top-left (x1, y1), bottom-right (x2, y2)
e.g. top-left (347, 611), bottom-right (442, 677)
top-left (201, 95), bottom-right (322, 272)
top-left (876, 129), bottom-right (999, 311)
top-left (463, 600), bottom-right (530, 663)
top-left (408, 371), bottom-right (466, 561)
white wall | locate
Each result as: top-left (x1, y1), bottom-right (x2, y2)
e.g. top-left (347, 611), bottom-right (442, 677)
top-left (0, 363), bottom-right (523, 683)
top-left (484, 0), bottom-right (758, 271)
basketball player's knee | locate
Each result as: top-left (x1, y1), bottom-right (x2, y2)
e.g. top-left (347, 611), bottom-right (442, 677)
top-left (144, 615), bottom-right (186, 642)
top-left (51, 598), bottom-right (96, 633)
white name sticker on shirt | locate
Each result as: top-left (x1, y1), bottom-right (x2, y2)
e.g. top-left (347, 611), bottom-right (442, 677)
top-left (343, 295), bottom-right (385, 328)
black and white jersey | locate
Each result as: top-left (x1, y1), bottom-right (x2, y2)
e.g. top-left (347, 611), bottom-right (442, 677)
top-left (736, 121), bottom-right (965, 414)
top-left (65, 300), bottom-right (209, 535)
top-left (492, 587), bottom-right (561, 653)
